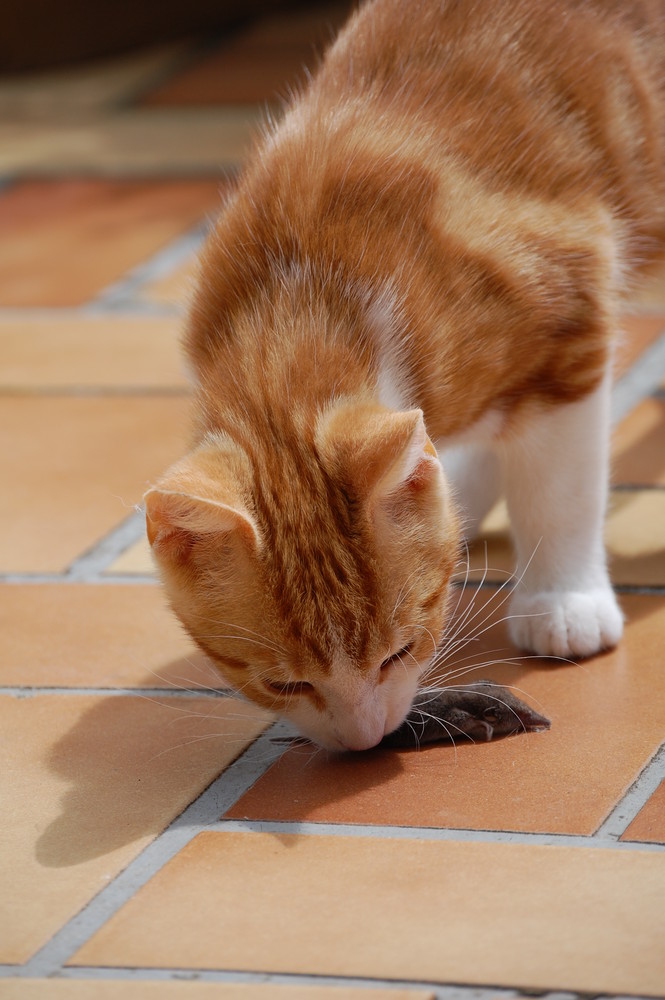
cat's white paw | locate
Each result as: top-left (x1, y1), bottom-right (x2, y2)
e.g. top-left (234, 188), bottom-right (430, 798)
top-left (508, 587), bottom-right (623, 659)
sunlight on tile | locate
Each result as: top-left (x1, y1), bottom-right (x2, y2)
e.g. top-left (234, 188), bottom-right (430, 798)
top-left (71, 831), bottom-right (665, 997)
top-left (613, 396), bottom-right (665, 486)
top-left (0, 696), bottom-right (270, 963)
top-left (466, 488), bottom-right (665, 586)
top-left (0, 395), bottom-right (189, 573)
top-left (0, 113), bottom-right (259, 179)
top-left (622, 779), bottom-right (665, 844)
top-left (0, 980), bottom-right (434, 1000)
top-left (105, 536), bottom-right (155, 576)
top-left (0, 583), bottom-right (224, 689)
top-left (0, 315), bottom-right (188, 390)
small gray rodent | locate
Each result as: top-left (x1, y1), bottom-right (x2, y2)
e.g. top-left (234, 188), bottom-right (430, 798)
top-left (380, 680), bottom-right (550, 748)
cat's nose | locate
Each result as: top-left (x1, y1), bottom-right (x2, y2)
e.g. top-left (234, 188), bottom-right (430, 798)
top-left (341, 734), bottom-right (382, 752)
top-left (338, 714), bottom-right (386, 752)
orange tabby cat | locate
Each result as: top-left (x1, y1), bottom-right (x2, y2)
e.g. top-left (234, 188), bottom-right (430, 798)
top-left (145, 0), bottom-right (665, 750)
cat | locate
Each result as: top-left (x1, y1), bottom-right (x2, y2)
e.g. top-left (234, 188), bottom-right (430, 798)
top-left (145, 0), bottom-right (665, 751)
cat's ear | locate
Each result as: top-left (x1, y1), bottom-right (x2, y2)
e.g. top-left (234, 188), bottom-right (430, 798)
top-left (317, 402), bottom-right (441, 503)
top-left (144, 443), bottom-right (259, 565)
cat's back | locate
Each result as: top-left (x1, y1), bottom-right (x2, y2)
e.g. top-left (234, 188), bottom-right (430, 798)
top-left (317, 0), bottom-right (665, 219)
top-left (189, 0), bottom-right (665, 426)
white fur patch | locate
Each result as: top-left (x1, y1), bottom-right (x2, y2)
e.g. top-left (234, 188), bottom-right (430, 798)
top-left (501, 371), bottom-right (623, 658)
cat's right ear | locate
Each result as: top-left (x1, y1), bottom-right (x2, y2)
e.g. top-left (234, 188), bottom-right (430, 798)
top-left (144, 444), bottom-right (259, 565)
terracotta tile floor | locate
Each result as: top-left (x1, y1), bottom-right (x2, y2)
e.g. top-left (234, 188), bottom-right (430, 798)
top-left (1, 6), bottom-right (664, 1000)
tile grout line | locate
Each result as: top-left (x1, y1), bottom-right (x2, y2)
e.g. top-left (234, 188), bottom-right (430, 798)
top-left (0, 685), bottom-right (234, 698)
top-left (9, 721), bottom-right (293, 979)
top-left (612, 325), bottom-right (665, 423)
top-left (9, 965), bottom-right (602, 1000)
top-left (0, 574), bottom-right (158, 586)
top-left (85, 222), bottom-right (209, 312)
top-left (594, 742), bottom-right (665, 840)
top-left (1, 965), bottom-right (616, 1000)
top-left (63, 510), bottom-right (148, 580)
top-left (0, 387), bottom-right (190, 397)
top-left (207, 818), bottom-right (665, 853)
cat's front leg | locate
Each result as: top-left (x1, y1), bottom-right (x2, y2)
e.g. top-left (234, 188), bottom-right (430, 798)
top-left (439, 442), bottom-right (501, 542)
top-left (500, 372), bottom-right (623, 659)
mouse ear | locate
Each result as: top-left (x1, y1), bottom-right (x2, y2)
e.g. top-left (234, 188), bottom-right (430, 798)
top-left (144, 440), bottom-right (260, 565)
top-left (316, 400), bottom-right (441, 504)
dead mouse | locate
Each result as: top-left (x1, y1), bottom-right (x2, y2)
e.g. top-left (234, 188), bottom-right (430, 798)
top-left (380, 680), bottom-right (550, 748)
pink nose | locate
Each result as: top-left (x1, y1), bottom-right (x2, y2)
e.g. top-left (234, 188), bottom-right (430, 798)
top-left (340, 723), bottom-right (385, 752)
top-left (342, 736), bottom-right (382, 752)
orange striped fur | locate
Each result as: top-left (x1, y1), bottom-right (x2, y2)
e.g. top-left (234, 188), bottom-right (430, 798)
top-left (146, 0), bottom-right (665, 749)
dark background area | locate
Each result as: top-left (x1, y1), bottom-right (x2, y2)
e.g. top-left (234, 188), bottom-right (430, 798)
top-left (2, 0), bottom-right (322, 73)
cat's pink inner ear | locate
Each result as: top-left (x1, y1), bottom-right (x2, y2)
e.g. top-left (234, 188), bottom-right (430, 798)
top-left (144, 448), bottom-right (259, 562)
top-left (371, 411), bottom-right (440, 501)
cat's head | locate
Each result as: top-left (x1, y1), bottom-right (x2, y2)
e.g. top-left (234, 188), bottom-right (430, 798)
top-left (145, 402), bottom-right (460, 750)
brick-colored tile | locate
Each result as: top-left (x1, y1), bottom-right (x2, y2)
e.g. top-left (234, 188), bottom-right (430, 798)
top-left (0, 179), bottom-right (221, 306)
top-left (622, 779), bottom-right (665, 844)
top-left (71, 830), bottom-right (665, 996)
top-left (0, 981), bottom-right (433, 1000)
top-left (615, 314), bottom-right (665, 378)
top-left (0, 395), bottom-right (189, 573)
top-left (0, 112), bottom-right (259, 177)
top-left (613, 396), bottom-right (665, 486)
top-left (465, 489), bottom-right (665, 587)
top-left (227, 594), bottom-right (665, 835)
top-left (0, 583), bottom-right (227, 689)
top-left (0, 695), bottom-right (269, 963)
top-left (0, 315), bottom-right (188, 390)
top-left (144, 5), bottom-right (352, 106)
top-left (628, 256), bottom-right (665, 312)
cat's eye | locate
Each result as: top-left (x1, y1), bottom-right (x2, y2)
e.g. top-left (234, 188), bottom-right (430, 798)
top-left (380, 643), bottom-right (414, 675)
top-left (264, 679), bottom-right (314, 697)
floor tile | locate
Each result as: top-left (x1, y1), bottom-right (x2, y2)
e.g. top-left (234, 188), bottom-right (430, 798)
top-left (104, 537), bottom-right (156, 576)
top-left (0, 112), bottom-right (259, 178)
top-left (0, 395), bottom-right (189, 573)
top-left (0, 315), bottom-right (188, 390)
top-left (615, 314), bottom-right (665, 377)
top-left (0, 583), bottom-right (227, 689)
top-left (621, 778), bottom-right (665, 844)
top-left (71, 830), bottom-right (665, 996)
top-left (0, 44), bottom-right (192, 120)
top-left (465, 489), bottom-right (665, 586)
top-left (604, 489), bottom-right (665, 586)
top-left (0, 982), bottom-right (432, 1000)
top-left (227, 594), bottom-right (665, 835)
top-left (613, 396), bottom-right (665, 486)
top-left (0, 695), bottom-right (269, 963)
top-left (143, 5), bottom-right (352, 106)
top-left (140, 258), bottom-right (198, 309)
top-left (0, 180), bottom-right (221, 306)
top-left (629, 256), bottom-right (665, 312)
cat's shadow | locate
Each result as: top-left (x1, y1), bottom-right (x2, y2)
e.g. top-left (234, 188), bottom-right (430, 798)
top-left (35, 654), bottom-right (405, 868)
top-left (36, 653), bottom-right (241, 868)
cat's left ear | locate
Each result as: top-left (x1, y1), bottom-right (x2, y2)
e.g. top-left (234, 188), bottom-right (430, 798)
top-left (144, 442), bottom-right (259, 565)
top-left (316, 401), bottom-right (442, 503)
